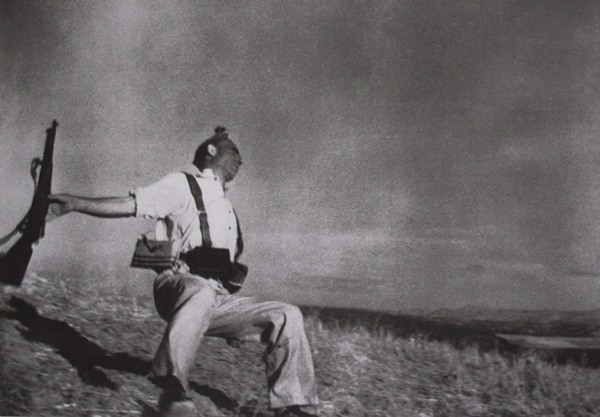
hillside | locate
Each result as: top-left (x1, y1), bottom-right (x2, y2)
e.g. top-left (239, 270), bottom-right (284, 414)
top-left (2, 272), bottom-right (600, 416)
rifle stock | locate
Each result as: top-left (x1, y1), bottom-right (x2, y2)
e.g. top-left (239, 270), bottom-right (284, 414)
top-left (0, 120), bottom-right (58, 286)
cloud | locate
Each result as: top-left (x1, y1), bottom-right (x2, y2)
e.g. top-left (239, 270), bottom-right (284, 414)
top-left (4, 1), bottom-right (600, 310)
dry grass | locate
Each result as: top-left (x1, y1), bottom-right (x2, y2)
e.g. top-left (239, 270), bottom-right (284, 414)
top-left (2, 272), bottom-right (600, 416)
top-left (304, 317), bottom-right (600, 416)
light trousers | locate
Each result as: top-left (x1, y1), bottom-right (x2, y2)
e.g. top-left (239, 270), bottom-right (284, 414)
top-left (151, 271), bottom-right (319, 409)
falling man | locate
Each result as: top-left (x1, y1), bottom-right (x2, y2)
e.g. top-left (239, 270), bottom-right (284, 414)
top-left (48, 126), bottom-right (320, 417)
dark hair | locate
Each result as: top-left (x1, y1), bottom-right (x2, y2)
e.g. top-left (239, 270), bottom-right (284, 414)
top-left (193, 126), bottom-right (230, 169)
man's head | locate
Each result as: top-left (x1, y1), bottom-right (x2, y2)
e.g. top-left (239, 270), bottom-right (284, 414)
top-left (193, 126), bottom-right (242, 183)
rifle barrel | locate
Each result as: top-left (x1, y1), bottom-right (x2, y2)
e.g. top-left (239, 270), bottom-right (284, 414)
top-left (0, 120), bottom-right (58, 286)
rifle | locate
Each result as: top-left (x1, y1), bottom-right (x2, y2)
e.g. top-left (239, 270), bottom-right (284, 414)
top-left (0, 120), bottom-right (58, 286)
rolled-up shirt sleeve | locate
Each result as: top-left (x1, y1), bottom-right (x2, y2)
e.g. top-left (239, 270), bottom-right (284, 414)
top-left (129, 173), bottom-right (186, 219)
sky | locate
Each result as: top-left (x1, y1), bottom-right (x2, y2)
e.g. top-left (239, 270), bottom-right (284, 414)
top-left (3, 0), bottom-right (600, 311)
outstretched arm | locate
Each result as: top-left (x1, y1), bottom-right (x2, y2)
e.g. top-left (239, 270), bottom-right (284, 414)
top-left (48, 194), bottom-right (136, 220)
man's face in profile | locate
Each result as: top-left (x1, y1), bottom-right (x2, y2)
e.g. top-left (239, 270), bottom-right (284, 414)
top-left (212, 140), bottom-right (242, 182)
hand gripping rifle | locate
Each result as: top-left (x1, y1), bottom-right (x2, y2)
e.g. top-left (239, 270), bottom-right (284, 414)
top-left (0, 120), bottom-right (58, 286)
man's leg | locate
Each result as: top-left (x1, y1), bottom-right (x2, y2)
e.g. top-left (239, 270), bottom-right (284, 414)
top-left (152, 272), bottom-right (221, 396)
top-left (206, 295), bottom-right (319, 410)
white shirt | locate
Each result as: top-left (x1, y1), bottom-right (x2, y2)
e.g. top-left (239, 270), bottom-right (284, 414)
top-left (131, 168), bottom-right (239, 261)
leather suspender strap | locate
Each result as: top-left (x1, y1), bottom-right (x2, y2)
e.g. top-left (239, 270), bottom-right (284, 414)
top-left (233, 209), bottom-right (243, 262)
top-left (182, 173), bottom-right (248, 293)
top-left (184, 173), bottom-right (213, 248)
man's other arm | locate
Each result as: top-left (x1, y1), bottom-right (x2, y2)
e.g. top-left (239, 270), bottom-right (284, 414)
top-left (48, 194), bottom-right (136, 219)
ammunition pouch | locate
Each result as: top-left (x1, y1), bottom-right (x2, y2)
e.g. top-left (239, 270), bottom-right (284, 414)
top-left (131, 236), bottom-right (180, 273)
top-left (182, 246), bottom-right (248, 294)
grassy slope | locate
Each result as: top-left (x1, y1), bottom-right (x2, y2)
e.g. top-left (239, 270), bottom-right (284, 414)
top-left (2, 273), bottom-right (600, 417)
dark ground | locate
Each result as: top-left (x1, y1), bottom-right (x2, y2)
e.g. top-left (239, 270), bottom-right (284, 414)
top-left (2, 273), bottom-right (600, 416)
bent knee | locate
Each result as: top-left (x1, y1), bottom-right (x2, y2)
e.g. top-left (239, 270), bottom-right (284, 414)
top-left (273, 303), bottom-right (305, 330)
top-left (285, 303), bottom-right (303, 321)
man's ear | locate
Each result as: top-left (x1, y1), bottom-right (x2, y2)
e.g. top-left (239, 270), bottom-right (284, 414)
top-left (207, 144), bottom-right (218, 156)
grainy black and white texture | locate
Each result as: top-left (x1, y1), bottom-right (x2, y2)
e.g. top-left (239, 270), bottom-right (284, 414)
top-left (2, 1), bottom-right (600, 312)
